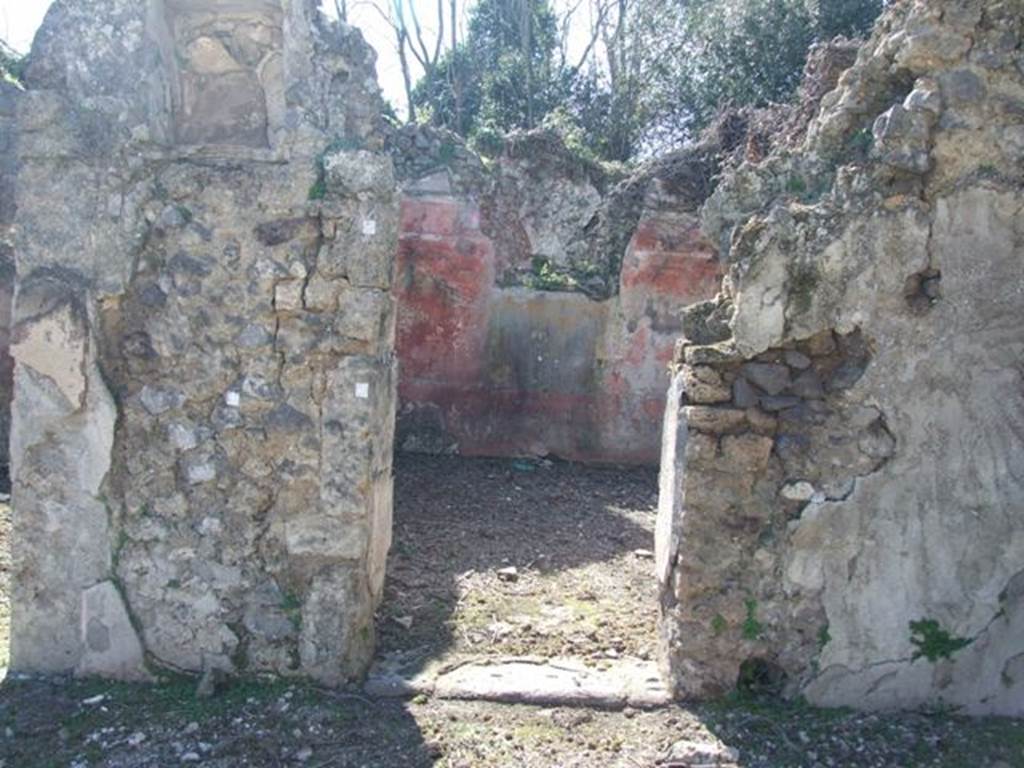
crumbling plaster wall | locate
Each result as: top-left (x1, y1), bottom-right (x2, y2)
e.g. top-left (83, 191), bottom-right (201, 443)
top-left (10, 0), bottom-right (397, 684)
top-left (658, 0), bottom-right (1024, 715)
top-left (390, 129), bottom-right (721, 464)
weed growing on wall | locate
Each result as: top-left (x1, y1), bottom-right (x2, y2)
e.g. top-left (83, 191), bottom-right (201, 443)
top-left (909, 619), bottom-right (972, 662)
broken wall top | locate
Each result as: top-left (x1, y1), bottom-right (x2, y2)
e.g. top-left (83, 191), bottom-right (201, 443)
top-left (24, 0), bottom-right (384, 156)
top-left (15, 0), bottom-right (388, 299)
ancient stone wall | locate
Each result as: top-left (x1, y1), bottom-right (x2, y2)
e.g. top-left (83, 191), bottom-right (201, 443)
top-left (390, 129), bottom-right (721, 464)
top-left (0, 81), bottom-right (17, 493)
top-left (10, 0), bottom-right (397, 684)
top-left (658, 0), bottom-right (1024, 715)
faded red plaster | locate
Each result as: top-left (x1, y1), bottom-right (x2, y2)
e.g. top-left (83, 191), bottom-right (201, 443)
top-left (393, 194), bottom-right (721, 465)
top-left (394, 197), bottom-right (494, 385)
top-left (620, 215), bottom-right (721, 304)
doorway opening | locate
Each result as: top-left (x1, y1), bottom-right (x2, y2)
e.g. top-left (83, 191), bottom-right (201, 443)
top-left (367, 127), bottom-right (723, 704)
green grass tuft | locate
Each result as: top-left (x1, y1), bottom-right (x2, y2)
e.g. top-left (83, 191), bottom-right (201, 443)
top-left (742, 598), bottom-right (763, 641)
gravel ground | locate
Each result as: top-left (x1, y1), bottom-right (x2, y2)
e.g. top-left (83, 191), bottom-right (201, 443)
top-left (0, 459), bottom-right (1022, 767)
top-left (0, 675), bottom-right (1021, 768)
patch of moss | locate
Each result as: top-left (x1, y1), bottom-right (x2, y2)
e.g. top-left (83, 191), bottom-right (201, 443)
top-left (785, 174), bottom-right (807, 195)
top-left (281, 591), bottom-right (304, 631)
top-left (788, 263), bottom-right (820, 315)
top-left (712, 613), bottom-right (728, 636)
top-left (844, 126), bottom-right (874, 160)
top-left (817, 623), bottom-right (831, 650)
top-left (742, 598), bottom-right (763, 641)
top-left (307, 177), bottom-right (327, 200)
top-left (909, 618), bottom-right (972, 662)
top-left (308, 137), bottom-right (365, 201)
top-left (438, 140), bottom-right (457, 165)
top-left (528, 256), bottom-right (576, 292)
top-left (111, 526), bottom-right (129, 571)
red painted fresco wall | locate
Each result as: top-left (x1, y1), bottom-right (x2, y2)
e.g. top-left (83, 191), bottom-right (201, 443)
top-left (393, 194), bottom-right (720, 465)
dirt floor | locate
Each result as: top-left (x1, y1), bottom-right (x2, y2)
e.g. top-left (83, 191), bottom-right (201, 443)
top-left (0, 459), bottom-right (1022, 768)
top-left (377, 454), bottom-right (660, 667)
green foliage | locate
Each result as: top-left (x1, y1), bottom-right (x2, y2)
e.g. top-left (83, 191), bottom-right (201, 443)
top-left (810, 0), bottom-right (884, 40)
top-left (281, 591), bottom-right (304, 631)
top-left (469, 125), bottom-right (506, 158)
top-left (670, 0), bottom-right (814, 134)
top-left (786, 174), bottom-right (808, 195)
top-left (845, 125), bottom-right (875, 159)
top-left (307, 137), bottom-right (361, 201)
top-left (712, 613), bottom-right (728, 636)
top-left (413, 0), bottom-right (562, 139)
top-left (818, 623), bottom-right (832, 649)
top-left (742, 598), bottom-right (763, 640)
top-left (788, 263), bottom-right (820, 315)
top-left (0, 39), bottom-right (25, 85)
top-left (909, 619), bottom-right (973, 662)
top-left (528, 256), bottom-right (574, 291)
top-left (649, 0), bottom-right (883, 146)
top-left (408, 0), bottom-right (883, 161)
top-left (308, 177), bottom-right (327, 201)
top-left (438, 140), bottom-right (457, 165)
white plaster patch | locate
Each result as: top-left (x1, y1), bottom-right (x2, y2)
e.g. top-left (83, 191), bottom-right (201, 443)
top-left (11, 305), bottom-right (87, 407)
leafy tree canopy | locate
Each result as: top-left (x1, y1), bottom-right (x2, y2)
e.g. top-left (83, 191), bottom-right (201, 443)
top-left (0, 38), bottom-right (25, 85)
top-left (411, 0), bottom-right (883, 162)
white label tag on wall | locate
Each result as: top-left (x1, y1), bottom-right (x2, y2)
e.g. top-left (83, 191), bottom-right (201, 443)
top-left (361, 219), bottom-right (377, 236)
top-left (355, 382), bottom-right (370, 399)
top-left (225, 391), bottom-right (241, 407)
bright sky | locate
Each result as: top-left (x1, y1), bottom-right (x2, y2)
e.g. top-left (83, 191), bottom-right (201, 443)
top-left (0, 0), bottom-right (591, 115)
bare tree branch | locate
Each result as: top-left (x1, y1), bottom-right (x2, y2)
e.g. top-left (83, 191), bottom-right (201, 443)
top-left (571, 0), bottom-right (616, 73)
top-left (352, 0), bottom-right (418, 121)
top-left (406, 0), bottom-right (444, 70)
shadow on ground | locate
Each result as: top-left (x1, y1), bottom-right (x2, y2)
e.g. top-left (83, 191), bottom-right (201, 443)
top-left (375, 452), bottom-right (660, 674)
top-left (2, 673), bottom-right (1022, 767)
top-left (1, 461), bottom-right (1023, 767)
top-left (0, 674), bottom-right (436, 768)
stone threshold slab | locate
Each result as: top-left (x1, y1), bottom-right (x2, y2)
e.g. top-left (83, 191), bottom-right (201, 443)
top-left (365, 655), bottom-right (672, 709)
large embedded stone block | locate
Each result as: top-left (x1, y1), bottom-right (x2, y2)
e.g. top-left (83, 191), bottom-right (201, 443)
top-left (9, 283), bottom-right (117, 674)
top-left (76, 581), bottom-right (151, 681)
